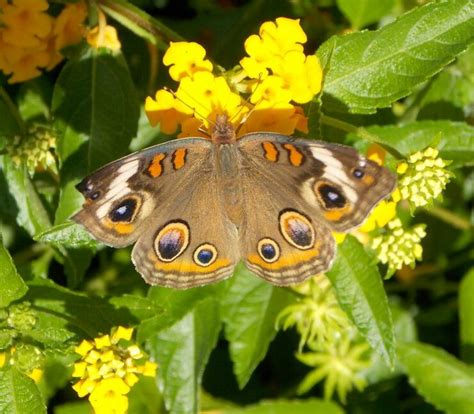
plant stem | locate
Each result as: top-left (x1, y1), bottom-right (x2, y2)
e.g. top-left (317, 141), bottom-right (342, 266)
top-left (424, 205), bottom-right (472, 231)
top-left (99, 0), bottom-right (183, 49)
top-left (320, 114), bottom-right (404, 159)
top-left (0, 87), bottom-right (25, 135)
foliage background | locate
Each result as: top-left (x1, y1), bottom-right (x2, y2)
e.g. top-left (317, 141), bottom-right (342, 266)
top-left (0, 0), bottom-right (473, 413)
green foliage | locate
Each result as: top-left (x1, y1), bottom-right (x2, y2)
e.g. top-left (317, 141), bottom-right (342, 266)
top-left (319, 0), bottom-right (474, 114)
top-left (0, 367), bottom-right (46, 414)
top-left (327, 236), bottom-right (395, 366)
top-left (0, 0), bottom-right (472, 413)
top-left (398, 342), bottom-right (474, 414)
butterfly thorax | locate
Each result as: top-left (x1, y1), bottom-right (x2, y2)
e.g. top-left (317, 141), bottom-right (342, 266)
top-left (211, 114), bottom-right (236, 144)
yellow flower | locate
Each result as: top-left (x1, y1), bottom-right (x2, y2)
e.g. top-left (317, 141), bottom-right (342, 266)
top-left (370, 218), bottom-right (426, 275)
top-left (87, 25), bottom-right (121, 51)
top-left (250, 75), bottom-right (292, 105)
top-left (176, 71), bottom-right (245, 128)
top-left (270, 51), bottom-right (323, 103)
top-left (89, 377), bottom-right (129, 414)
top-left (397, 147), bottom-right (452, 209)
top-left (145, 18), bottom-right (323, 139)
top-left (240, 17), bottom-right (306, 78)
top-left (72, 326), bottom-right (158, 411)
top-left (0, 0), bottom-right (88, 82)
top-left (0, 0), bottom-right (52, 48)
top-left (178, 117), bottom-right (209, 139)
top-left (49, 0), bottom-right (87, 68)
top-left (145, 89), bottom-right (193, 134)
top-left (359, 198), bottom-right (398, 233)
top-left (164, 41), bottom-right (213, 81)
top-left (239, 102), bottom-right (299, 136)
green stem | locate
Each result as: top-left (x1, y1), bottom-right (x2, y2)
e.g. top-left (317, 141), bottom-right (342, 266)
top-left (320, 114), bottom-right (405, 159)
top-left (423, 205), bottom-right (472, 231)
top-left (0, 87), bottom-right (25, 135)
top-left (98, 0), bottom-right (183, 49)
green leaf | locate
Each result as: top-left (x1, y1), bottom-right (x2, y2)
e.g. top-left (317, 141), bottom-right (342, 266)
top-left (363, 301), bottom-right (417, 383)
top-left (398, 341), bottom-right (474, 414)
top-left (0, 88), bottom-right (23, 137)
top-left (146, 298), bottom-right (221, 414)
top-left (0, 237), bottom-right (27, 307)
top-left (327, 236), bottom-right (395, 366)
top-left (360, 120), bottom-right (474, 166)
top-left (137, 283), bottom-right (222, 342)
top-left (460, 268), bottom-right (474, 363)
top-left (2, 158), bottom-right (51, 236)
top-left (52, 48), bottom-right (139, 223)
top-left (221, 265), bottom-right (295, 388)
top-left (319, 0), bottom-right (474, 113)
top-left (0, 367), bottom-right (46, 414)
top-left (337, 0), bottom-right (395, 29)
top-left (222, 398), bottom-right (344, 414)
top-left (34, 221), bottom-right (97, 249)
top-left (24, 279), bottom-right (156, 345)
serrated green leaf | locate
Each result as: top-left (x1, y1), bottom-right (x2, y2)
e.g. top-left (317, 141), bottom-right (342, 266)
top-left (52, 48), bottom-right (139, 223)
top-left (221, 265), bottom-right (295, 389)
top-left (223, 398), bottom-right (344, 414)
top-left (363, 301), bottom-right (417, 384)
top-left (0, 237), bottom-right (27, 307)
top-left (337, 0), bottom-right (395, 29)
top-left (398, 341), bottom-right (474, 414)
top-left (146, 298), bottom-right (221, 414)
top-left (319, 0), bottom-right (474, 114)
top-left (0, 367), bottom-right (46, 414)
top-left (2, 158), bottom-right (51, 236)
top-left (460, 268), bottom-right (474, 363)
top-left (327, 236), bottom-right (395, 366)
top-left (34, 221), bottom-right (97, 249)
top-left (361, 120), bottom-right (474, 166)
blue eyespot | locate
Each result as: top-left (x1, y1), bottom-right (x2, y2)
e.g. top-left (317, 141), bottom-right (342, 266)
top-left (197, 249), bottom-right (213, 264)
top-left (353, 168), bottom-right (364, 179)
top-left (318, 184), bottom-right (346, 209)
top-left (154, 221), bottom-right (190, 262)
top-left (261, 243), bottom-right (276, 260)
top-left (257, 238), bottom-right (280, 263)
top-left (109, 198), bottom-right (137, 222)
top-left (158, 230), bottom-right (184, 260)
top-left (193, 244), bottom-right (218, 267)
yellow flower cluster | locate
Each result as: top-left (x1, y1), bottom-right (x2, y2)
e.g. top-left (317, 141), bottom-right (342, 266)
top-left (371, 218), bottom-right (426, 275)
top-left (397, 147), bottom-right (452, 209)
top-left (72, 326), bottom-right (157, 414)
top-left (145, 17), bottom-right (323, 138)
top-left (6, 125), bottom-right (57, 176)
top-left (0, 0), bottom-right (87, 83)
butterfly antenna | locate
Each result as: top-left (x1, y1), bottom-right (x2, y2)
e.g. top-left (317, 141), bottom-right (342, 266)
top-left (233, 73), bottom-right (264, 135)
top-left (163, 87), bottom-right (215, 130)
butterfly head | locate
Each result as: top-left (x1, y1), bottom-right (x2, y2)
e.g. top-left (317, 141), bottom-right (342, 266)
top-left (211, 114), bottom-right (236, 145)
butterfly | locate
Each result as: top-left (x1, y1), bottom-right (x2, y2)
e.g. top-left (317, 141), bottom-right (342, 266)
top-left (73, 114), bottom-right (396, 289)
